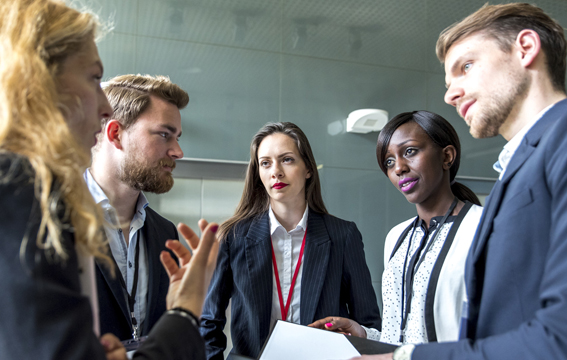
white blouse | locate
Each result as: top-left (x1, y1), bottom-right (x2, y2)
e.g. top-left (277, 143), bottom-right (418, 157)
top-left (378, 203), bottom-right (483, 345)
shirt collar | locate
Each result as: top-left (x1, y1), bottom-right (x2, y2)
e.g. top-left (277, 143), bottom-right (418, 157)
top-left (84, 168), bottom-right (149, 218)
top-left (493, 103), bottom-right (554, 178)
top-left (268, 204), bottom-right (309, 236)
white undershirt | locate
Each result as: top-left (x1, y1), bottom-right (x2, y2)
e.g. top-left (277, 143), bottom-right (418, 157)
top-left (269, 205), bottom-right (309, 329)
top-left (493, 104), bottom-right (554, 179)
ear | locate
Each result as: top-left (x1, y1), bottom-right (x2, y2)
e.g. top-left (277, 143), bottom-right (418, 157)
top-left (306, 170), bottom-right (312, 179)
top-left (515, 29), bottom-right (541, 68)
top-left (105, 119), bottom-right (124, 150)
top-left (442, 145), bottom-right (457, 171)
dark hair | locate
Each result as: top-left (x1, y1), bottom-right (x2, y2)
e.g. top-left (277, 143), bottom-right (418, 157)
top-left (376, 111), bottom-right (480, 205)
top-left (436, 3), bottom-right (566, 92)
top-left (218, 122), bottom-right (328, 240)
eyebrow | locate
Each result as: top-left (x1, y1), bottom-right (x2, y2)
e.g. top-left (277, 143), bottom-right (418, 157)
top-left (160, 124), bottom-right (182, 137)
top-left (258, 151), bottom-right (295, 160)
top-left (391, 139), bottom-right (416, 147)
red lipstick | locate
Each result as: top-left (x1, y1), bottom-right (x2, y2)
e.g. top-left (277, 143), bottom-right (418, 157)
top-left (273, 182), bottom-right (288, 189)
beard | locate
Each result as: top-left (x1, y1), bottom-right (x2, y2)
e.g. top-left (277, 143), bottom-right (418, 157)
top-left (119, 151), bottom-right (176, 194)
top-left (467, 71), bottom-right (531, 139)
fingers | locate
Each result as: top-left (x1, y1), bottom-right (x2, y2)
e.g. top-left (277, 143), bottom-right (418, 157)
top-left (191, 222), bottom-right (219, 268)
top-left (178, 223), bottom-right (199, 250)
top-left (198, 218), bottom-right (209, 232)
top-left (165, 239), bottom-right (192, 266)
top-left (308, 317), bottom-right (334, 329)
top-left (160, 250), bottom-right (179, 279)
top-left (100, 333), bottom-right (127, 360)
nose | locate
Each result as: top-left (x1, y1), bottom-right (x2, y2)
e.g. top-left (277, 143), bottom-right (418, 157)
top-left (444, 83), bottom-right (464, 107)
top-left (271, 162), bottom-right (283, 179)
top-left (99, 88), bottom-right (113, 119)
top-left (169, 139), bottom-right (184, 159)
top-left (394, 158), bottom-right (409, 177)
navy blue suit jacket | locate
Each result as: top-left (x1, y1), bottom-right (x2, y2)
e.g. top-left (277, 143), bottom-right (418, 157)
top-left (200, 210), bottom-right (381, 360)
top-left (95, 207), bottom-right (178, 340)
top-left (414, 98), bottom-right (567, 359)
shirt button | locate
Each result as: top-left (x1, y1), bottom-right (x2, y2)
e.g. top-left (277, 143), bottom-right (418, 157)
top-left (128, 261), bottom-right (132, 268)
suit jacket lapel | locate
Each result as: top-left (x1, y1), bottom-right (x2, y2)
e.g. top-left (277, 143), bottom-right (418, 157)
top-left (244, 214), bottom-right (273, 340)
top-left (471, 105), bottom-right (561, 262)
top-left (300, 211), bottom-right (331, 325)
top-left (95, 248), bottom-right (130, 323)
top-left (141, 212), bottom-right (162, 334)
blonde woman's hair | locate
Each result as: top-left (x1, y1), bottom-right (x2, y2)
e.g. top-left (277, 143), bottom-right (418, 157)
top-left (0, 0), bottom-right (109, 262)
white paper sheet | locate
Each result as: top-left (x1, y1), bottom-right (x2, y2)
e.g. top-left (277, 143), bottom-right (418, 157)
top-left (259, 321), bottom-right (361, 360)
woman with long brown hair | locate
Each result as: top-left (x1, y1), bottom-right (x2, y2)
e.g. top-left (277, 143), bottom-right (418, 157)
top-left (200, 122), bottom-right (381, 360)
top-left (0, 1), bottom-right (217, 359)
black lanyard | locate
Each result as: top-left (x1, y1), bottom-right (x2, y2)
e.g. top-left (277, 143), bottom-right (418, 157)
top-left (399, 197), bottom-right (458, 343)
top-left (117, 230), bottom-right (141, 340)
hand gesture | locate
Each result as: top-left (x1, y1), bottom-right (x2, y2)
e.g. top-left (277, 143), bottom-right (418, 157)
top-left (160, 219), bottom-right (220, 317)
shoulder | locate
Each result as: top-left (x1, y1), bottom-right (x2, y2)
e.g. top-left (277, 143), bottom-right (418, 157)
top-left (145, 206), bottom-right (174, 225)
top-left (144, 206), bottom-right (178, 237)
top-left (225, 212), bottom-right (269, 241)
top-left (384, 217), bottom-right (416, 261)
top-left (0, 152), bottom-right (34, 186)
top-left (314, 211), bottom-right (355, 228)
top-left (386, 217), bottom-right (416, 239)
top-left (464, 203), bottom-right (484, 222)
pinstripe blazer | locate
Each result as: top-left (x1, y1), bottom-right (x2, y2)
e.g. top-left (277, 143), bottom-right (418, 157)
top-left (200, 209), bottom-right (381, 360)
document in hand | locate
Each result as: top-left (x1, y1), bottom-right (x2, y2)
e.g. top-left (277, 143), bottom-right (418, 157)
top-left (258, 320), bottom-right (360, 360)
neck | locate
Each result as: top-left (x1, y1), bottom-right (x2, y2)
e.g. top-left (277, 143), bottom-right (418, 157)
top-left (89, 162), bottom-right (140, 227)
top-left (271, 199), bottom-right (307, 232)
top-left (415, 185), bottom-right (461, 229)
top-left (500, 79), bottom-right (566, 141)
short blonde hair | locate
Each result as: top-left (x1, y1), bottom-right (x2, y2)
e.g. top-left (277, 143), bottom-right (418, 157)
top-left (103, 74), bottom-right (189, 129)
top-left (436, 3), bottom-right (566, 92)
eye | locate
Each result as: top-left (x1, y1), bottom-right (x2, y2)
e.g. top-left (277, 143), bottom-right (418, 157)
top-left (384, 158), bottom-right (394, 169)
top-left (159, 132), bottom-right (169, 138)
top-left (463, 62), bottom-right (472, 73)
top-left (283, 157), bottom-right (294, 163)
top-left (260, 160), bottom-right (270, 167)
top-left (405, 148), bottom-right (417, 156)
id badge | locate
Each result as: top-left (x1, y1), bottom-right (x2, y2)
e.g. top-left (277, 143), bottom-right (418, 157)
top-left (121, 335), bottom-right (149, 352)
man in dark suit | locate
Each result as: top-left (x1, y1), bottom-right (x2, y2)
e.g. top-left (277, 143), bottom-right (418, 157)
top-left (86, 74), bottom-right (189, 341)
top-left (360, 3), bottom-right (567, 360)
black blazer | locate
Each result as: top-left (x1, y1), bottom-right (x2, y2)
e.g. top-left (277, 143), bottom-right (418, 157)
top-left (95, 207), bottom-right (178, 340)
top-left (0, 154), bottom-right (204, 360)
top-left (200, 210), bottom-right (381, 360)
top-left (413, 99), bottom-right (567, 359)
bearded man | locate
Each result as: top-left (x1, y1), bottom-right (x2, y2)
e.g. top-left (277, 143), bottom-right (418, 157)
top-left (85, 74), bottom-right (188, 341)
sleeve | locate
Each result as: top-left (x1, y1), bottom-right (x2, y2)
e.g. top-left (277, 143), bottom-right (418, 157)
top-left (411, 120), bottom-right (567, 360)
top-left (134, 313), bottom-right (206, 360)
top-left (342, 221), bottom-right (382, 330)
top-left (199, 237), bottom-right (234, 360)
top-left (360, 325), bottom-right (382, 341)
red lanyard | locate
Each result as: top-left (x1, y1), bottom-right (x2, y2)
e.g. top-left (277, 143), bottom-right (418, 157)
top-left (270, 228), bottom-right (307, 322)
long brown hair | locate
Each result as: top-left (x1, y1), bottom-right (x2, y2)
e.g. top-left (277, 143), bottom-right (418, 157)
top-left (0, 0), bottom-right (109, 261)
top-left (218, 122), bottom-right (328, 240)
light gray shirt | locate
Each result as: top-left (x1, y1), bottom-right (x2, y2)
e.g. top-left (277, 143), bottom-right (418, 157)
top-left (84, 169), bottom-right (149, 334)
